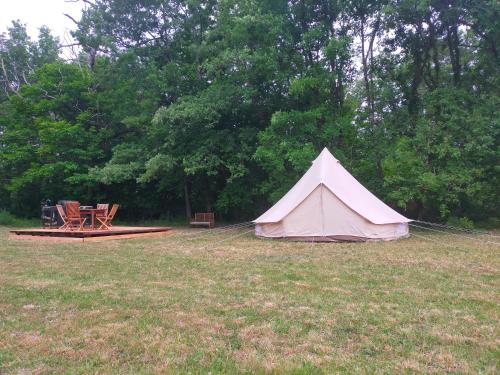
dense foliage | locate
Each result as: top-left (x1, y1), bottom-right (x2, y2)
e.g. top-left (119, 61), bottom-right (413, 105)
top-left (0, 0), bottom-right (498, 224)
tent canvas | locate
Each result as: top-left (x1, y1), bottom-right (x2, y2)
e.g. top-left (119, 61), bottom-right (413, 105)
top-left (253, 148), bottom-right (411, 241)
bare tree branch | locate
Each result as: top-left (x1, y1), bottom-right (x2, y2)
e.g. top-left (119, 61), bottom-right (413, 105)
top-left (39, 87), bottom-right (56, 100)
top-left (0, 56), bottom-right (21, 97)
top-left (59, 43), bottom-right (81, 48)
top-left (63, 13), bottom-right (79, 25)
top-left (65, 0), bottom-right (95, 6)
top-left (21, 71), bottom-right (31, 86)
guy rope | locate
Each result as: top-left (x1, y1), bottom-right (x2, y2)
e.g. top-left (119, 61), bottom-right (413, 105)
top-left (409, 220), bottom-right (500, 247)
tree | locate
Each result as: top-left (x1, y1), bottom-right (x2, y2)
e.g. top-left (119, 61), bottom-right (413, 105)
top-left (383, 88), bottom-right (499, 220)
top-left (0, 22), bottom-right (60, 99)
top-left (0, 62), bottom-right (99, 216)
top-left (255, 0), bottom-right (356, 203)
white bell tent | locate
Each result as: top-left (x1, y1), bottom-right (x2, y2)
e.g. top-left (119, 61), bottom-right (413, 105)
top-left (253, 148), bottom-right (411, 241)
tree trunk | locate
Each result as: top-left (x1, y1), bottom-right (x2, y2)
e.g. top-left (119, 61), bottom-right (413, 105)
top-left (360, 18), bottom-right (373, 124)
top-left (86, 47), bottom-right (97, 71)
top-left (183, 178), bottom-right (192, 220)
top-left (446, 25), bottom-right (461, 85)
top-left (408, 24), bottom-right (425, 124)
top-left (428, 17), bottom-right (440, 87)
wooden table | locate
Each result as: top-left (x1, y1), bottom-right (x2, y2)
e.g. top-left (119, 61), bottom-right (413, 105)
top-left (80, 208), bottom-right (107, 230)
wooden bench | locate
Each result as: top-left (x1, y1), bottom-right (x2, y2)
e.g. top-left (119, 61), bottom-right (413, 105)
top-left (190, 213), bottom-right (215, 228)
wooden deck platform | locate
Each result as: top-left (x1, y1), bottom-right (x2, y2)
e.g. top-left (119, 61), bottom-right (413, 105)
top-left (9, 226), bottom-right (172, 242)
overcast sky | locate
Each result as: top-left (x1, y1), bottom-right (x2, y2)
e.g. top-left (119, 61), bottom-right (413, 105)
top-left (1, 0), bottom-right (85, 57)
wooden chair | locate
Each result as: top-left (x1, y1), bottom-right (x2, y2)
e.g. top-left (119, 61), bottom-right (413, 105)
top-left (96, 203), bottom-right (109, 218)
top-left (97, 204), bottom-right (119, 230)
top-left (65, 202), bottom-right (86, 231)
top-left (56, 204), bottom-right (69, 230)
top-left (190, 212), bottom-right (215, 228)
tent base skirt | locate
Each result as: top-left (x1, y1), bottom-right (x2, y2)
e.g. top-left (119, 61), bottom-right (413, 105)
top-left (255, 234), bottom-right (409, 242)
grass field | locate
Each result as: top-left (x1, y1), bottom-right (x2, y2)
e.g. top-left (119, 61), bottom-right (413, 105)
top-left (0, 225), bottom-right (498, 374)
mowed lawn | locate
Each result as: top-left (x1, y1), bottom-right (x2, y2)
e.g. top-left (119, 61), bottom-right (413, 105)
top-left (0, 226), bottom-right (498, 374)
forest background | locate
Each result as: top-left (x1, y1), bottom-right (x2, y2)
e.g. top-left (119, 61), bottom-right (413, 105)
top-left (0, 0), bottom-right (498, 225)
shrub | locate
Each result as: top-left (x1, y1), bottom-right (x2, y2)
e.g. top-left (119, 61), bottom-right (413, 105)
top-left (479, 217), bottom-right (500, 229)
top-left (0, 210), bottom-right (15, 225)
top-left (447, 216), bottom-right (475, 230)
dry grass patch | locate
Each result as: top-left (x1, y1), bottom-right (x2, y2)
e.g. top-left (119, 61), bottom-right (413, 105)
top-left (0, 226), bottom-right (498, 373)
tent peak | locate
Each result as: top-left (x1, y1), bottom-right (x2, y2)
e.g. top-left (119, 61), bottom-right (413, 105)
top-left (315, 147), bottom-right (339, 163)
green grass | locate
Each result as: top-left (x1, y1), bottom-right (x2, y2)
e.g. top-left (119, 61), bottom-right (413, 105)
top-left (0, 226), bottom-right (498, 374)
